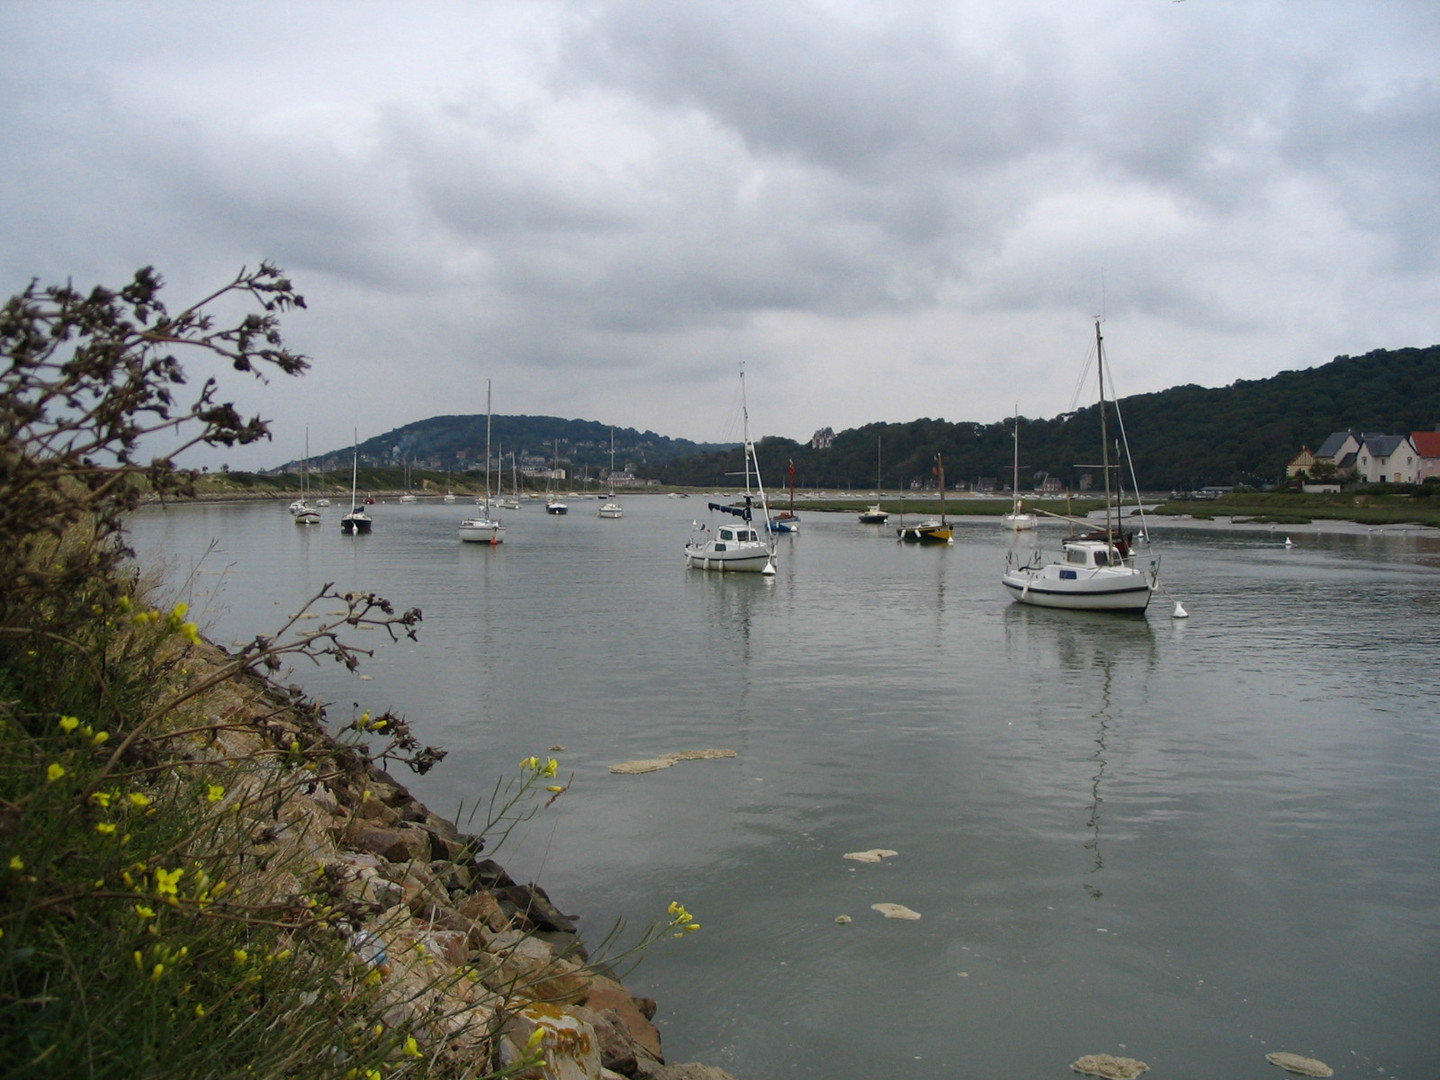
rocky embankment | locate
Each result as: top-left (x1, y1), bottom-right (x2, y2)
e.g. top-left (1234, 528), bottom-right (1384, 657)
top-left (202, 649), bottom-right (741, 1080)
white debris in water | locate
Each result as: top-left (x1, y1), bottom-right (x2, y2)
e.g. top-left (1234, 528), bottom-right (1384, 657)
top-left (871, 903), bottom-right (921, 920)
top-left (844, 849), bottom-right (899, 863)
top-left (1070, 1053), bottom-right (1149, 1079)
top-left (1265, 1052), bottom-right (1333, 1077)
top-left (609, 749), bottom-right (737, 774)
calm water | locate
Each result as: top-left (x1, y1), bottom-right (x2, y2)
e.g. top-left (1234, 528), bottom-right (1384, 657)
top-left (128, 496), bottom-right (1440, 1079)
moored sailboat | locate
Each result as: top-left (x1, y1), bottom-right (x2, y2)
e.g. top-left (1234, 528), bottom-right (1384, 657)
top-left (598, 428), bottom-right (623, 519)
top-left (859, 435), bottom-right (889, 524)
top-left (459, 381), bottom-right (506, 544)
top-left (340, 431), bottom-right (372, 534)
top-left (1001, 321), bottom-right (1158, 612)
top-left (1000, 405), bottom-right (1037, 531)
top-left (684, 366), bottom-right (777, 574)
top-left (896, 453), bottom-right (953, 543)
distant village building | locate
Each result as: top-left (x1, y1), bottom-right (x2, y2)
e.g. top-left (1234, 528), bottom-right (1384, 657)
top-left (810, 427), bottom-right (835, 450)
top-left (1313, 430), bottom-right (1362, 476)
top-left (1411, 429), bottom-right (1440, 481)
top-left (1285, 446), bottom-right (1317, 478)
top-left (1039, 476), bottom-right (1064, 495)
top-left (1356, 434), bottom-right (1418, 484)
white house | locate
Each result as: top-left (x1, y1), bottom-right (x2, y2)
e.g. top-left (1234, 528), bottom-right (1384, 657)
top-left (1355, 434), bottom-right (1419, 484)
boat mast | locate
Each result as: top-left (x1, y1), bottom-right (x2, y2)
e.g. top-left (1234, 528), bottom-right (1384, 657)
top-left (937, 452), bottom-right (947, 525)
top-left (738, 364), bottom-right (773, 542)
top-left (484, 380), bottom-right (493, 514)
top-left (1095, 319), bottom-right (1115, 553)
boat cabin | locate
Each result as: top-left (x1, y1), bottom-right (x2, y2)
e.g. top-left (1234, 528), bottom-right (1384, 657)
top-left (1064, 540), bottom-right (1121, 569)
top-left (717, 526), bottom-right (760, 545)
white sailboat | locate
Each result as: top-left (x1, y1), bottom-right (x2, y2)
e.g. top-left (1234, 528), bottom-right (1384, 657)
top-left (545, 440), bottom-right (568, 515)
top-left (496, 447), bottom-right (522, 510)
top-left (684, 366), bottom-right (776, 574)
top-left (1002, 321), bottom-right (1158, 612)
top-left (290, 429), bottom-right (321, 525)
top-left (459, 381), bottom-right (506, 544)
top-left (398, 458), bottom-right (418, 503)
top-left (1000, 406), bottom-right (1037, 531)
top-left (340, 431), bottom-right (372, 534)
top-left (598, 428), bottom-right (623, 518)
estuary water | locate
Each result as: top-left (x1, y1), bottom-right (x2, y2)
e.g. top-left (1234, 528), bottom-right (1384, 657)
top-left (127, 495), bottom-right (1440, 1079)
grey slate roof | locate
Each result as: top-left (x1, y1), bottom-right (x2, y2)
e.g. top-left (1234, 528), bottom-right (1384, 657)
top-left (1315, 430), bottom-right (1357, 458)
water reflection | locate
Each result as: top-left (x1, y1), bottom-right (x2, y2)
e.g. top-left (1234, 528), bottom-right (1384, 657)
top-left (1084, 653), bottom-right (1115, 900)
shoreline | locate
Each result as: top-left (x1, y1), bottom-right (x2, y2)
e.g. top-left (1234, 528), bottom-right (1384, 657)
top-left (187, 637), bottom-right (742, 1080)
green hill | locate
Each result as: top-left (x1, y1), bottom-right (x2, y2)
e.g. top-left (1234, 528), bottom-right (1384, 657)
top-left (655, 344), bottom-right (1440, 492)
top-left (288, 417), bottom-right (733, 480)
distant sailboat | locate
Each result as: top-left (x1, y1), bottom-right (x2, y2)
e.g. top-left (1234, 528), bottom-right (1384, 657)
top-left (340, 431), bottom-right (372, 534)
top-left (598, 428), bottom-right (623, 519)
top-left (290, 429), bottom-right (321, 525)
top-left (1001, 406), bottom-right (1037, 531)
top-left (859, 435), bottom-right (889, 524)
top-left (459, 381), bottom-right (506, 544)
top-left (896, 453), bottom-right (953, 543)
top-left (546, 440), bottom-right (568, 514)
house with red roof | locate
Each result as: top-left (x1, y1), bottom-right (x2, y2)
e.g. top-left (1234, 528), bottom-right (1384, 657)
top-left (1412, 429), bottom-right (1440, 481)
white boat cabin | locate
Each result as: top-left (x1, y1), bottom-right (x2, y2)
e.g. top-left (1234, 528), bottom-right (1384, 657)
top-left (1063, 540), bottom-right (1124, 570)
top-left (715, 525), bottom-right (761, 546)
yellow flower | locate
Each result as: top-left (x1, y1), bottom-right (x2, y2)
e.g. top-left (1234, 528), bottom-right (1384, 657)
top-left (402, 1035), bottom-right (422, 1059)
top-left (92, 791), bottom-right (114, 808)
top-left (154, 867), bottom-right (184, 897)
top-left (233, 949), bottom-right (249, 965)
top-left (9, 856), bottom-right (24, 871)
top-left (58, 716), bottom-right (80, 734)
top-left (546, 785), bottom-right (566, 793)
top-left (542, 758), bottom-right (559, 778)
top-left (46, 763), bottom-right (66, 783)
top-left (92, 730), bottom-right (109, 746)
top-left (180, 622), bottom-right (201, 645)
top-left (95, 822), bottom-right (117, 835)
top-left (520, 756), bottom-right (539, 772)
top-left (129, 792), bottom-right (152, 808)
top-left (206, 784), bottom-right (225, 802)
top-left (150, 963), bottom-right (165, 982)
top-left (134, 905), bottom-right (156, 919)
top-left (194, 1003), bottom-right (206, 1018)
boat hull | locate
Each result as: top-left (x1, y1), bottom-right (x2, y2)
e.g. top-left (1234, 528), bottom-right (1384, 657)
top-left (897, 521), bottom-right (952, 543)
top-left (293, 508), bottom-right (321, 526)
top-left (858, 505), bottom-right (889, 524)
top-left (458, 520), bottom-right (506, 544)
top-left (1001, 564), bottom-right (1154, 612)
top-left (1000, 513), bottom-right (1037, 531)
top-left (340, 513), bottom-right (372, 534)
top-left (684, 541), bottom-right (775, 574)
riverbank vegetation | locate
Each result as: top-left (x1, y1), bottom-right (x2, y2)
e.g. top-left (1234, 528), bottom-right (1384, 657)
top-left (1, 267), bottom-right (699, 1079)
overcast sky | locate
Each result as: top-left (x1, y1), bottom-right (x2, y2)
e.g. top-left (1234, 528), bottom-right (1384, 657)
top-left (4, 1), bottom-right (1438, 469)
